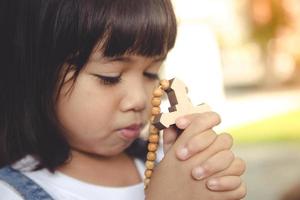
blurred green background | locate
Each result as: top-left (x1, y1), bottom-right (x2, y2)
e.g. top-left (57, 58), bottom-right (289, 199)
top-left (229, 109), bottom-right (300, 143)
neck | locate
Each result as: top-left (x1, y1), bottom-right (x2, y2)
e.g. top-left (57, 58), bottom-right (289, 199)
top-left (57, 149), bottom-right (142, 187)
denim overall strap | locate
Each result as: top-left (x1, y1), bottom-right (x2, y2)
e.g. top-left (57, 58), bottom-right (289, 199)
top-left (0, 166), bottom-right (54, 200)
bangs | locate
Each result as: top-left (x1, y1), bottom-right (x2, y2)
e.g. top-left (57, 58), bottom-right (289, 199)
top-left (77, 0), bottom-right (177, 59)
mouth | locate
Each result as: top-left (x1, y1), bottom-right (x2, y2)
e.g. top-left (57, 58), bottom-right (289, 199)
top-left (118, 123), bottom-right (143, 140)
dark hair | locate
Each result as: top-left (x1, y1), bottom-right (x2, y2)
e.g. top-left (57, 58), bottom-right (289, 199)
top-left (0, 0), bottom-right (177, 171)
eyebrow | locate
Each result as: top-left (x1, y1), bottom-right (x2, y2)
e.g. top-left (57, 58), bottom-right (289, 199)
top-left (154, 56), bottom-right (167, 62)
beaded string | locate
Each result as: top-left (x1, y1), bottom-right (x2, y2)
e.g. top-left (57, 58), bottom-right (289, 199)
top-left (144, 79), bottom-right (170, 190)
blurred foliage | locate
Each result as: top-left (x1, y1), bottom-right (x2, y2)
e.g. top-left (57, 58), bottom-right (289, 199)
top-left (247, 0), bottom-right (285, 50)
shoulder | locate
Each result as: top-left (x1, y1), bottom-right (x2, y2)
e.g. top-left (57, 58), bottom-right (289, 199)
top-left (0, 180), bottom-right (23, 200)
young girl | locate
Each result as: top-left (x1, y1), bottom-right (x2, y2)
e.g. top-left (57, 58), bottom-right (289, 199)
top-left (0, 0), bottom-right (246, 199)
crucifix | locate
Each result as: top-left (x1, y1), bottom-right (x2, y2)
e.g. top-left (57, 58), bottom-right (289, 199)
top-left (153, 78), bottom-right (211, 130)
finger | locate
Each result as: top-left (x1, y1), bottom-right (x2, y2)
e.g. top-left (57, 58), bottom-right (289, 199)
top-left (217, 182), bottom-right (247, 200)
top-left (213, 157), bottom-right (246, 177)
top-left (175, 111), bottom-right (221, 137)
top-left (177, 129), bottom-right (217, 160)
top-left (185, 133), bottom-right (234, 171)
top-left (191, 150), bottom-right (234, 180)
top-left (206, 176), bottom-right (242, 191)
top-left (163, 127), bottom-right (179, 154)
top-left (174, 112), bottom-right (221, 159)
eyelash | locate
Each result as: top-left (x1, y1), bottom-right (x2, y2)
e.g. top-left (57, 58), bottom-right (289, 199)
top-left (94, 72), bottom-right (159, 86)
top-left (144, 72), bottom-right (159, 80)
top-left (95, 74), bottom-right (121, 86)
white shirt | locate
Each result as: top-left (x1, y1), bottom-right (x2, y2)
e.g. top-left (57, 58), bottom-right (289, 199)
top-left (0, 156), bottom-right (145, 200)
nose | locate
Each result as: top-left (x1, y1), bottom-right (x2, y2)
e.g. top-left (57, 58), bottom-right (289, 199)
top-left (119, 78), bottom-right (148, 112)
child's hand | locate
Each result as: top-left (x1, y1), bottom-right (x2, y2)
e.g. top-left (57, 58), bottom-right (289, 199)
top-left (146, 112), bottom-right (246, 200)
top-left (163, 112), bottom-right (246, 192)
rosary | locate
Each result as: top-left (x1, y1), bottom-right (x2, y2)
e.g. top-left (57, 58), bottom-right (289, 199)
top-left (144, 78), bottom-right (211, 189)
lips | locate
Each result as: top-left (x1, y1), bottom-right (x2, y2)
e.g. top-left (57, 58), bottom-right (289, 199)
top-left (119, 124), bottom-right (142, 140)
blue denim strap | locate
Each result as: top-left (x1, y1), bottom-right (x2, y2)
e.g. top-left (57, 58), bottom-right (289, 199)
top-left (0, 166), bottom-right (54, 200)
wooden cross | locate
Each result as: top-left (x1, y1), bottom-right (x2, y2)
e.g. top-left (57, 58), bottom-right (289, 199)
top-left (153, 78), bottom-right (211, 130)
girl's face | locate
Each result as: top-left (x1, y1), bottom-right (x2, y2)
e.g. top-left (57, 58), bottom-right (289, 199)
top-left (56, 51), bottom-right (164, 157)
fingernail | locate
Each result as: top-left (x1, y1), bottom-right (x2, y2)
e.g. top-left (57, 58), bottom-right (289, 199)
top-left (192, 167), bottom-right (205, 180)
top-left (177, 147), bottom-right (189, 160)
top-left (176, 117), bottom-right (190, 129)
top-left (207, 179), bottom-right (219, 190)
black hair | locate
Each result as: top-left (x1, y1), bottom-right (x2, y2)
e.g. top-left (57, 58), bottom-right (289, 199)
top-left (0, 0), bottom-right (177, 171)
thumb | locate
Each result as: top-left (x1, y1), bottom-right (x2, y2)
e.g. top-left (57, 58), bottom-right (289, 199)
top-left (162, 125), bottom-right (182, 154)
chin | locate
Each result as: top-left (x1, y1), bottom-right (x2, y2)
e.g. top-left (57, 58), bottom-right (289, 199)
top-left (97, 143), bottom-right (132, 157)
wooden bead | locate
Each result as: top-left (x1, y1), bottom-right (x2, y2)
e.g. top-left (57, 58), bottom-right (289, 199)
top-left (146, 160), bottom-right (155, 170)
top-left (160, 80), bottom-right (170, 90)
top-left (145, 169), bottom-right (153, 178)
top-left (150, 116), bottom-right (155, 123)
top-left (149, 134), bottom-right (159, 143)
top-left (151, 107), bottom-right (160, 115)
top-left (148, 143), bottom-right (158, 151)
top-left (149, 125), bottom-right (158, 134)
top-left (151, 97), bottom-right (161, 107)
top-left (144, 178), bottom-right (150, 187)
top-left (147, 152), bottom-right (156, 161)
top-left (153, 88), bottom-right (163, 97)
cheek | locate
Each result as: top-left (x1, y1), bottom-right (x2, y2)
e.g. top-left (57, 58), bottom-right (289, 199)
top-left (55, 76), bottom-right (117, 138)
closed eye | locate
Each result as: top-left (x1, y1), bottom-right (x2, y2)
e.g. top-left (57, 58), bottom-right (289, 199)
top-left (144, 72), bottom-right (159, 80)
top-left (93, 74), bottom-right (121, 85)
